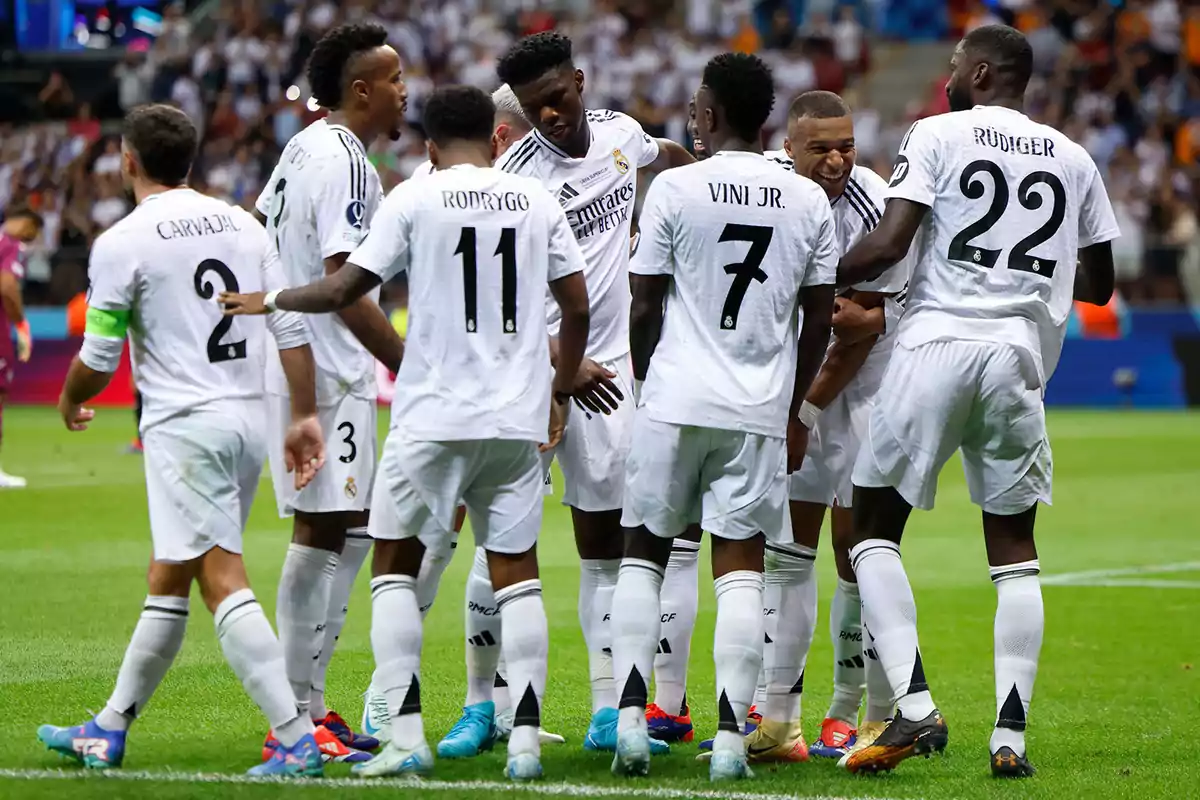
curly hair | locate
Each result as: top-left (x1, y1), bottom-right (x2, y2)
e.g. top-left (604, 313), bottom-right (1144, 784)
top-left (496, 31), bottom-right (573, 88)
top-left (423, 86), bottom-right (496, 146)
top-left (123, 104), bottom-right (197, 186)
top-left (306, 22), bottom-right (389, 110)
top-left (701, 53), bottom-right (775, 142)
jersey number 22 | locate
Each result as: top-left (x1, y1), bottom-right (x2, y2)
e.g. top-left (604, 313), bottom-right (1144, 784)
top-left (194, 259), bottom-right (248, 363)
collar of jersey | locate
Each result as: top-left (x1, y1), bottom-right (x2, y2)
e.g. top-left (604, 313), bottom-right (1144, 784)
top-left (532, 126), bottom-right (594, 160)
top-left (325, 122), bottom-right (366, 154)
top-left (972, 104), bottom-right (1027, 118)
top-left (713, 150), bottom-right (768, 158)
top-left (139, 187), bottom-right (193, 206)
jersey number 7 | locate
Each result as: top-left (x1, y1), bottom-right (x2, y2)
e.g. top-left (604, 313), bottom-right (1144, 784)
top-left (455, 227), bottom-right (518, 334)
top-left (719, 223), bottom-right (773, 330)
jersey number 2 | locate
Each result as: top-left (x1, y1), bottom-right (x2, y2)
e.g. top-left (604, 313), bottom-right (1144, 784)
top-left (194, 259), bottom-right (248, 363)
top-left (947, 159), bottom-right (1067, 278)
top-left (719, 223), bottom-right (773, 330)
top-left (455, 227), bottom-right (518, 334)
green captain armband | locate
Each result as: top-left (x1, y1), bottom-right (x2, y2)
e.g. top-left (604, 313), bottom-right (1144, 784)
top-left (85, 306), bottom-right (131, 339)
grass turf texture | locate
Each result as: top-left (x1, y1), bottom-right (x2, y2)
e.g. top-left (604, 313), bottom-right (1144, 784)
top-left (2, 405), bottom-right (1198, 800)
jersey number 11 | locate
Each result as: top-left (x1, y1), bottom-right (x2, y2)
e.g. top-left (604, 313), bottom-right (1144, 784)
top-left (455, 226), bottom-right (518, 335)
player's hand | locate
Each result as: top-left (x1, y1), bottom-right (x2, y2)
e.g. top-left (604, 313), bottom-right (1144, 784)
top-left (15, 322), bottom-right (32, 363)
top-left (57, 393), bottom-right (95, 432)
top-left (831, 297), bottom-right (883, 344)
top-left (284, 414), bottom-right (325, 490)
top-left (541, 393), bottom-right (570, 453)
top-left (573, 358), bottom-right (623, 415)
top-left (786, 418), bottom-right (810, 473)
top-left (220, 291), bottom-right (268, 316)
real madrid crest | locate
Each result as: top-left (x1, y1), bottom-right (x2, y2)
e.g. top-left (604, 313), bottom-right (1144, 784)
top-left (344, 476), bottom-right (358, 499)
top-left (613, 148), bottom-right (630, 175)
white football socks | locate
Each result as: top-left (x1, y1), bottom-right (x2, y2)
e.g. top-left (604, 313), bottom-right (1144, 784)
top-left (495, 578), bottom-right (548, 759)
top-left (760, 544), bottom-right (817, 724)
top-left (712, 569), bottom-right (765, 754)
top-left (850, 539), bottom-right (935, 722)
top-left (653, 539), bottom-right (699, 716)
top-left (612, 559), bottom-right (664, 734)
top-left (579, 558), bottom-right (620, 714)
top-left (277, 543), bottom-right (337, 716)
top-left (215, 588), bottom-right (313, 748)
top-left (370, 574), bottom-right (424, 750)
top-left (465, 547), bottom-right (502, 707)
top-left (990, 560), bottom-right (1043, 757)
top-left (96, 595), bottom-right (189, 732)
top-left (310, 530), bottom-right (371, 721)
top-left (826, 577), bottom-right (866, 725)
top-left (416, 531), bottom-right (458, 616)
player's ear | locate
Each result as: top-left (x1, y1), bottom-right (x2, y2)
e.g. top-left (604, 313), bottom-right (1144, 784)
top-left (490, 134), bottom-right (500, 163)
top-left (783, 138), bottom-right (793, 159)
top-left (973, 61), bottom-right (989, 90)
top-left (426, 140), bottom-right (439, 168)
top-left (574, 68), bottom-right (585, 96)
top-left (350, 78), bottom-right (369, 104)
top-left (703, 106), bottom-right (717, 134)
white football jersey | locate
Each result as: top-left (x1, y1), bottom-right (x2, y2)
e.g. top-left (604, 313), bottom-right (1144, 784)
top-left (255, 119), bottom-right (383, 403)
top-left (348, 164), bottom-right (586, 442)
top-left (632, 151), bottom-right (838, 438)
top-left (86, 189), bottom-right (307, 431)
top-left (886, 105), bottom-right (1119, 382)
top-left (495, 109), bottom-right (660, 363)
top-left (764, 148), bottom-right (794, 171)
top-left (409, 160), bottom-right (436, 180)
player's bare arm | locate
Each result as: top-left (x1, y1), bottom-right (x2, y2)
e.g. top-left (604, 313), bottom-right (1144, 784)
top-left (788, 284), bottom-right (836, 471)
top-left (547, 271), bottom-right (591, 404)
top-left (275, 342), bottom-right (325, 490)
top-left (57, 357), bottom-right (108, 431)
top-left (324, 252), bottom-right (405, 372)
top-left (0, 269), bottom-right (30, 362)
top-left (831, 295), bottom-right (884, 343)
top-left (628, 273), bottom-right (670, 383)
top-left (837, 199), bottom-right (927, 287)
top-left (806, 290), bottom-right (888, 408)
top-left (220, 262), bottom-right (381, 315)
top-left (643, 138), bottom-right (696, 174)
top-left (251, 208), bottom-right (268, 226)
top-left (1074, 241), bottom-right (1115, 306)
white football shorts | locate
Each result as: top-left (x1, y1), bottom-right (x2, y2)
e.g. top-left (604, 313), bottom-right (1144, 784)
top-left (143, 400), bottom-right (266, 563)
top-left (368, 432), bottom-right (544, 555)
top-left (852, 339), bottom-right (1052, 515)
top-left (550, 354), bottom-right (634, 512)
top-left (267, 391), bottom-right (376, 517)
top-left (621, 414), bottom-right (790, 542)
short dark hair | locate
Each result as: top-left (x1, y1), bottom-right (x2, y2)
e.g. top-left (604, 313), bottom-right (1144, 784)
top-left (701, 53), bottom-right (775, 142)
top-left (307, 22), bottom-right (390, 109)
top-left (961, 24), bottom-right (1033, 94)
top-left (788, 90), bottom-right (850, 122)
top-left (496, 31), bottom-right (573, 88)
top-left (122, 104), bottom-right (196, 186)
top-left (4, 206), bottom-right (44, 229)
top-left (423, 86), bottom-right (495, 146)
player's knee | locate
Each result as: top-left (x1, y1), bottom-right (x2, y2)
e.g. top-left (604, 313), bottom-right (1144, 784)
top-left (623, 524), bottom-right (673, 567)
top-left (710, 533), bottom-right (764, 578)
top-left (146, 559), bottom-right (194, 598)
top-left (292, 511), bottom-right (354, 551)
top-left (485, 547), bottom-right (539, 592)
top-left (788, 500), bottom-right (826, 549)
top-left (372, 538), bottom-right (424, 579)
top-left (983, 505), bottom-right (1038, 565)
top-left (571, 507), bottom-right (623, 560)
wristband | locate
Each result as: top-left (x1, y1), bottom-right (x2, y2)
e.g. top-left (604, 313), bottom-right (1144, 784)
top-left (797, 400), bottom-right (821, 429)
top-left (264, 289), bottom-right (281, 312)
top-left (15, 319), bottom-right (31, 339)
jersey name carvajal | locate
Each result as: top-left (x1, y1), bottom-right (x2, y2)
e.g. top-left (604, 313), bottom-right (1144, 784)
top-left (347, 164), bottom-right (586, 442)
top-left (255, 119), bottom-right (383, 403)
top-left (631, 151), bottom-right (838, 439)
top-left (886, 105), bottom-right (1119, 383)
top-left (84, 189), bottom-right (307, 431)
top-left (496, 109), bottom-right (659, 363)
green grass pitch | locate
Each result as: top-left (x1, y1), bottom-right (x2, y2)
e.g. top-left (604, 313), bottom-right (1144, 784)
top-left (2, 405), bottom-right (1199, 800)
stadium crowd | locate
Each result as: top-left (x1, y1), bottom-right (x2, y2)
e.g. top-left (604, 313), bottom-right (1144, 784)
top-left (3, 0), bottom-right (1200, 306)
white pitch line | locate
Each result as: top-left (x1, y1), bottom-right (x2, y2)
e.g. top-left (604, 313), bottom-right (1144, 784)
top-left (0, 768), bottom-right (911, 800)
top-left (1043, 561), bottom-right (1200, 586)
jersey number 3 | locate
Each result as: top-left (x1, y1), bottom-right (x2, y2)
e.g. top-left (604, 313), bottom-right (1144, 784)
top-left (947, 159), bottom-right (1066, 278)
top-left (455, 227), bottom-right (518, 334)
top-left (720, 223), bottom-right (773, 330)
top-left (194, 259), bottom-right (248, 363)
